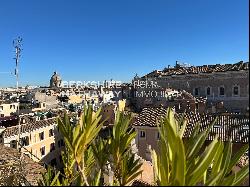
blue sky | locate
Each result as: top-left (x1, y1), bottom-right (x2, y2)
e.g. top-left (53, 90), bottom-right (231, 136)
top-left (0, 0), bottom-right (249, 87)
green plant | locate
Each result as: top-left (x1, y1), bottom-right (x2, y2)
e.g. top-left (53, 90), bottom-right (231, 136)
top-left (38, 166), bottom-right (61, 186)
top-left (39, 105), bottom-right (142, 186)
top-left (151, 108), bottom-right (249, 186)
top-left (39, 106), bottom-right (249, 186)
top-left (108, 112), bottom-right (143, 185)
top-left (57, 106), bottom-right (104, 185)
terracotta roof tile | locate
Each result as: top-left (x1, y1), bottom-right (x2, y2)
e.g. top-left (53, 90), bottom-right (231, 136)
top-left (3, 118), bottom-right (56, 138)
top-left (133, 108), bottom-right (249, 143)
top-left (143, 61), bottom-right (249, 78)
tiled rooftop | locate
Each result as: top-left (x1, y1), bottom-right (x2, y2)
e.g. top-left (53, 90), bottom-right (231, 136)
top-left (3, 118), bottom-right (56, 138)
top-left (0, 144), bottom-right (45, 186)
top-left (142, 61), bottom-right (249, 78)
top-left (133, 107), bottom-right (249, 143)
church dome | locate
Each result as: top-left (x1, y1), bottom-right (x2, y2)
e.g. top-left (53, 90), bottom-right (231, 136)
top-left (50, 71), bottom-right (62, 88)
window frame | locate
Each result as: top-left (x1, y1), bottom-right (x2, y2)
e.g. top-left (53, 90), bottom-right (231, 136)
top-left (156, 131), bottom-right (160, 140)
top-left (39, 131), bottom-right (45, 141)
top-left (139, 130), bottom-right (146, 139)
top-left (206, 86), bottom-right (212, 96)
top-left (232, 85), bottom-right (240, 97)
top-left (50, 142), bottom-right (55, 152)
top-left (49, 129), bottom-right (54, 137)
top-left (40, 146), bottom-right (46, 156)
top-left (21, 136), bottom-right (29, 146)
top-left (218, 86), bottom-right (225, 97)
top-left (10, 140), bottom-right (17, 149)
top-left (194, 87), bottom-right (199, 96)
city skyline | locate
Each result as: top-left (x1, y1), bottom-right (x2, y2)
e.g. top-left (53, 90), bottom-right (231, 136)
top-left (0, 0), bottom-right (249, 87)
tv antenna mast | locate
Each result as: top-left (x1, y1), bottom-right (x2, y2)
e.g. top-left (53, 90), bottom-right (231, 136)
top-left (13, 36), bottom-right (23, 151)
top-left (13, 36), bottom-right (22, 89)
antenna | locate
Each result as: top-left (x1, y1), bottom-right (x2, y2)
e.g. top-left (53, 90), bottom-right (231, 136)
top-left (13, 36), bottom-right (23, 151)
top-left (13, 36), bottom-right (23, 89)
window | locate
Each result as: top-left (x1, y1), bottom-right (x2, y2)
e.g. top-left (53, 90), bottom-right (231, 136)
top-left (49, 129), bottom-right (54, 137)
top-left (233, 86), bottom-right (239, 96)
top-left (40, 146), bottom-right (46, 156)
top-left (0, 106), bottom-right (3, 110)
top-left (157, 132), bottom-right (160, 140)
top-left (194, 88), bottom-right (199, 96)
top-left (140, 130), bottom-right (146, 138)
top-left (10, 140), bottom-right (17, 149)
top-left (21, 136), bottom-right (29, 146)
top-left (219, 86), bottom-right (225, 96)
top-left (50, 143), bottom-right (55, 152)
top-left (39, 132), bottom-right (44, 141)
top-left (206, 87), bottom-right (211, 96)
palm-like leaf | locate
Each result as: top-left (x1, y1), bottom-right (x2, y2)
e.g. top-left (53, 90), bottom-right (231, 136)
top-left (152, 107), bottom-right (249, 186)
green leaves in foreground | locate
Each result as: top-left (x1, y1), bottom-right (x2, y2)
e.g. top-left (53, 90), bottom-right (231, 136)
top-left (39, 105), bottom-right (142, 186)
top-left (109, 112), bottom-right (143, 186)
top-left (38, 166), bottom-right (61, 186)
top-left (152, 108), bottom-right (249, 186)
top-left (39, 106), bottom-right (248, 186)
top-left (57, 105), bottom-right (104, 185)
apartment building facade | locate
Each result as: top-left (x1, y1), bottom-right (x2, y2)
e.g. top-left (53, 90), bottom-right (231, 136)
top-left (0, 116), bottom-right (64, 169)
top-left (135, 61), bottom-right (249, 113)
top-left (133, 107), bottom-right (249, 161)
top-left (0, 102), bottom-right (19, 117)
